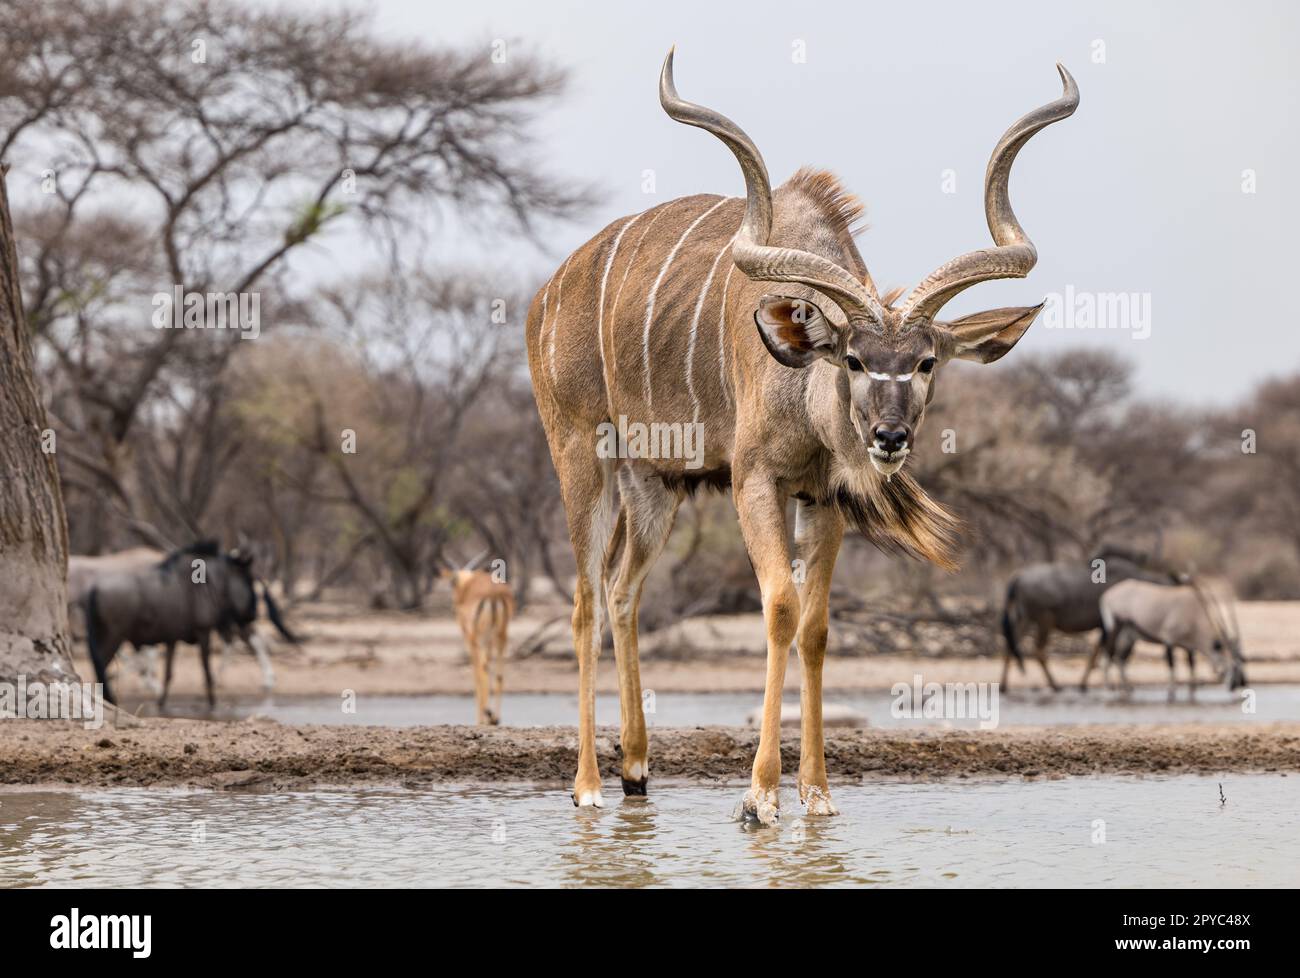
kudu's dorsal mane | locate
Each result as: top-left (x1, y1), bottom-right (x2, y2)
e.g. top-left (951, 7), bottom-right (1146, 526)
top-left (658, 47), bottom-right (1079, 331)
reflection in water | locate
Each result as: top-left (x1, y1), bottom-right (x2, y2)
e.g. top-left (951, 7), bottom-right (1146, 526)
top-left (2, 775), bottom-right (1298, 888)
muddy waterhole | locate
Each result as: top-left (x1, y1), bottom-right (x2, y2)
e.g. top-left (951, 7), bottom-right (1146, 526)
top-left (2, 775), bottom-right (1296, 887)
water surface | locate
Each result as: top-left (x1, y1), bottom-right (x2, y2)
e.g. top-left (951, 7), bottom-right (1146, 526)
top-left (2, 775), bottom-right (1296, 888)
top-left (123, 683), bottom-right (1297, 728)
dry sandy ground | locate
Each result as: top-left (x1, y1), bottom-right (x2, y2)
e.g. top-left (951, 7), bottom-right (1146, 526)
top-left (3, 717), bottom-right (1298, 790)
top-left (97, 599), bottom-right (1300, 700)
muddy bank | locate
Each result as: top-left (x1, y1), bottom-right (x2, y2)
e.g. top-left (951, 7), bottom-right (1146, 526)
top-left (2, 717), bottom-right (1298, 791)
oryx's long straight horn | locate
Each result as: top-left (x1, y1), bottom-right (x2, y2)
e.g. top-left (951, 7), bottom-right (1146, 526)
top-left (901, 64), bottom-right (1080, 325)
top-left (659, 48), bottom-right (885, 324)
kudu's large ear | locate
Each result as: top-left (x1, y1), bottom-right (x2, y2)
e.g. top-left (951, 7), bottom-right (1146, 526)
top-left (754, 295), bottom-right (841, 368)
top-left (945, 303), bottom-right (1044, 364)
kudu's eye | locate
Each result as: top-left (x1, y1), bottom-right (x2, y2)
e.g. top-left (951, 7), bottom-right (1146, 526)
top-left (844, 356), bottom-right (864, 372)
top-left (918, 356), bottom-right (937, 374)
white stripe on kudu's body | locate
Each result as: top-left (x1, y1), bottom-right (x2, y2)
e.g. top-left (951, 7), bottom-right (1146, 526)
top-left (642, 196), bottom-right (730, 411)
top-left (526, 50), bottom-right (1079, 821)
top-left (687, 237), bottom-right (735, 423)
top-left (598, 213), bottom-right (644, 392)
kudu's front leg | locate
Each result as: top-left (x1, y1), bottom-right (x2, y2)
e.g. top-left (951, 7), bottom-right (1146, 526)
top-left (734, 479), bottom-right (799, 825)
top-left (793, 501), bottom-right (844, 816)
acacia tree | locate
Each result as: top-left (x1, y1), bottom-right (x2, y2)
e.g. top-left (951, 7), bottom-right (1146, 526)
top-left (1, 0), bottom-right (587, 552)
top-left (0, 166), bottom-right (75, 684)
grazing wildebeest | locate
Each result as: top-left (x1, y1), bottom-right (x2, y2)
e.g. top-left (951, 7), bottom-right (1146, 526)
top-left (1001, 547), bottom-right (1177, 692)
top-left (1096, 578), bottom-right (1247, 696)
top-left (85, 542), bottom-right (298, 707)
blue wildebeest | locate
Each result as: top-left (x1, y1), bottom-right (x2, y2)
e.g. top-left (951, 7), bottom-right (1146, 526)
top-left (1001, 546), bottom-right (1178, 691)
top-left (1096, 578), bottom-right (1247, 697)
top-left (84, 541), bottom-right (298, 707)
top-left (68, 547), bottom-right (166, 693)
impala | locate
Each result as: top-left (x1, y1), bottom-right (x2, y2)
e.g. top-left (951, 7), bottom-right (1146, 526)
top-left (442, 559), bottom-right (514, 725)
top-left (526, 50), bottom-right (1079, 822)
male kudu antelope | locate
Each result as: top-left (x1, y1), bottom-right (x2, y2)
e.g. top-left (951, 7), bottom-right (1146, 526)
top-left (442, 563), bottom-right (514, 725)
top-left (527, 50), bottom-right (1078, 822)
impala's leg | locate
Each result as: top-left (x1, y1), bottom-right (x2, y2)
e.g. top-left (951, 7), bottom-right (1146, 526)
top-left (490, 600), bottom-right (507, 725)
top-left (556, 444), bottom-right (617, 808)
top-left (606, 467), bottom-right (680, 796)
top-left (734, 477), bottom-right (797, 825)
top-left (793, 500), bottom-right (843, 816)
top-left (462, 615), bottom-right (487, 725)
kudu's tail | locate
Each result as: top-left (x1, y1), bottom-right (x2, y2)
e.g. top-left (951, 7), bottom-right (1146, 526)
top-left (1001, 579), bottom-right (1025, 672)
top-left (259, 581), bottom-right (300, 644)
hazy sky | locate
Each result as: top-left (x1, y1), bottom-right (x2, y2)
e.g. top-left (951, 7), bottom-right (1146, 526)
top-left (280, 0), bottom-right (1299, 404)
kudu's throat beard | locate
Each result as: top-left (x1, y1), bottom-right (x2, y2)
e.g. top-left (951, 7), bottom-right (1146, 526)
top-left (816, 413), bottom-right (960, 571)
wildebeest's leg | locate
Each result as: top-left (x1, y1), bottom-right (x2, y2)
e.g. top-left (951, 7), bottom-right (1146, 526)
top-left (793, 501), bottom-right (844, 816)
top-left (198, 633), bottom-right (216, 710)
top-left (85, 593), bottom-right (120, 706)
top-left (999, 586), bottom-right (1024, 691)
top-left (1032, 625), bottom-right (1060, 692)
top-left (159, 642), bottom-right (177, 709)
top-left (735, 477), bottom-right (798, 825)
top-left (606, 469), bottom-right (680, 796)
top-left (1079, 630), bottom-right (1107, 692)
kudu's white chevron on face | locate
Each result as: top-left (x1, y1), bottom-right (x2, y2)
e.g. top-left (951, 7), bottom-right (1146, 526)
top-left (526, 48), bottom-right (1078, 820)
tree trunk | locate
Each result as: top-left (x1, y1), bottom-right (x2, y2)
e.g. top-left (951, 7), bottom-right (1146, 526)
top-left (0, 164), bottom-right (76, 684)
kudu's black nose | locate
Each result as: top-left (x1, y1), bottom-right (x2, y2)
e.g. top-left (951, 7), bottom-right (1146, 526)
top-left (872, 424), bottom-right (909, 454)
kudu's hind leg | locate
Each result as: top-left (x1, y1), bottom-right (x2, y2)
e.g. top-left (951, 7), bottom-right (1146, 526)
top-left (793, 501), bottom-right (844, 816)
top-left (556, 445), bottom-right (616, 808)
top-left (606, 468), bottom-right (680, 796)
